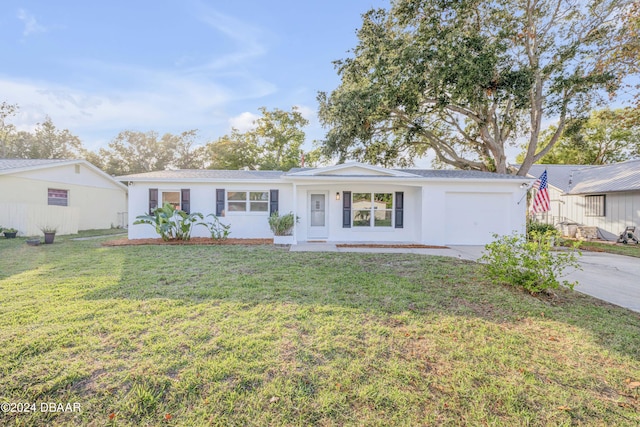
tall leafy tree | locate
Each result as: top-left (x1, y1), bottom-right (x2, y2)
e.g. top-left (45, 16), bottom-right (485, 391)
top-left (517, 108), bottom-right (640, 164)
top-left (99, 130), bottom-right (198, 175)
top-left (318, 0), bottom-right (638, 175)
top-left (206, 129), bottom-right (261, 170)
top-left (4, 116), bottom-right (86, 159)
top-left (0, 102), bottom-right (19, 158)
top-left (205, 106), bottom-right (311, 171)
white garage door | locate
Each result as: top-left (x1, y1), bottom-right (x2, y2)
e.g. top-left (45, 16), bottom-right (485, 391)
top-left (444, 192), bottom-right (512, 245)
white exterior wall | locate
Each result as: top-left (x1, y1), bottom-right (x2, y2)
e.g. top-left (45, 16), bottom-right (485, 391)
top-left (293, 180), bottom-right (526, 245)
top-left (422, 181), bottom-right (527, 245)
top-left (126, 174), bottom-right (527, 245)
top-left (562, 191), bottom-right (640, 236)
top-left (0, 163), bottom-right (127, 235)
top-left (294, 183), bottom-right (422, 243)
top-left (127, 181), bottom-right (292, 239)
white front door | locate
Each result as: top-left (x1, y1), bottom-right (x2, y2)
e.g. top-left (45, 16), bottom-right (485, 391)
top-left (308, 192), bottom-right (329, 239)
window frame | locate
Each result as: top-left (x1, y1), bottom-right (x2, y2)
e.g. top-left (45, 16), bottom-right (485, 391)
top-left (160, 190), bottom-right (181, 210)
top-left (351, 192), bottom-right (394, 228)
top-left (585, 195), bottom-right (606, 217)
top-left (48, 188), bottom-right (69, 207)
top-left (226, 190), bottom-right (270, 215)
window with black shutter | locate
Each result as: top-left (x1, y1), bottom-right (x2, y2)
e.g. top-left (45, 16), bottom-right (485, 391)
top-left (216, 189), bottom-right (225, 216)
top-left (269, 189), bottom-right (279, 215)
top-left (181, 189), bottom-right (191, 214)
top-left (149, 188), bottom-right (158, 214)
top-left (395, 192), bottom-right (404, 228)
top-left (342, 191), bottom-right (351, 228)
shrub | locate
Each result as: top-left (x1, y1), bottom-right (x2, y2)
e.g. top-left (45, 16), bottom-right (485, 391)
top-left (480, 231), bottom-right (581, 294)
top-left (134, 203), bottom-right (203, 241)
top-left (204, 214), bottom-right (231, 240)
top-left (527, 220), bottom-right (559, 239)
top-left (268, 212), bottom-right (298, 236)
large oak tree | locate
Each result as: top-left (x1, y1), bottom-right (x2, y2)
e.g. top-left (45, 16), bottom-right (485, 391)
top-left (318, 0), bottom-right (638, 174)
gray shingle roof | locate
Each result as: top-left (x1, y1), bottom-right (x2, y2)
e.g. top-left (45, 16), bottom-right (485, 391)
top-left (117, 169), bottom-right (285, 181)
top-left (397, 169), bottom-right (525, 180)
top-left (0, 158), bottom-right (72, 171)
top-left (565, 160), bottom-right (640, 194)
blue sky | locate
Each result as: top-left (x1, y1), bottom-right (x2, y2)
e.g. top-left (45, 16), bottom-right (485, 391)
top-left (1, 0), bottom-right (389, 152)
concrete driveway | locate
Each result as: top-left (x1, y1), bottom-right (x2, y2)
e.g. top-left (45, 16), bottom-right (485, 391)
top-left (562, 251), bottom-right (640, 313)
top-left (292, 243), bottom-right (640, 313)
top-left (452, 246), bottom-right (640, 313)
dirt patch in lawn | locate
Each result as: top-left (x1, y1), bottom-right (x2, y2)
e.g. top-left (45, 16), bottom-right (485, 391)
top-left (102, 237), bottom-right (274, 247)
top-left (336, 244), bottom-right (449, 249)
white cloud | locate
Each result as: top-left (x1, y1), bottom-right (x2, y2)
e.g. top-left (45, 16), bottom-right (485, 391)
top-left (192, 5), bottom-right (268, 72)
top-left (0, 73), bottom-right (232, 149)
top-left (228, 112), bottom-right (259, 132)
top-left (17, 9), bottom-right (46, 37)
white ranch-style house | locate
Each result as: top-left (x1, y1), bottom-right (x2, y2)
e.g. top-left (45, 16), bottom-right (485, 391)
top-left (119, 162), bottom-right (532, 246)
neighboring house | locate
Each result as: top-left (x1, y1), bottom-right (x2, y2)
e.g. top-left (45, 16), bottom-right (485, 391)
top-left (0, 159), bottom-right (128, 236)
top-left (119, 162), bottom-right (531, 245)
top-left (528, 160), bottom-right (640, 238)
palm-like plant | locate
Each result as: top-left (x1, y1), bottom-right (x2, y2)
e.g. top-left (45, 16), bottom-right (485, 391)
top-left (134, 203), bottom-right (203, 241)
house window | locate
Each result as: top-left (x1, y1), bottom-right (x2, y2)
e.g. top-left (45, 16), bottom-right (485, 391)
top-left (227, 191), bottom-right (269, 213)
top-left (48, 188), bottom-right (68, 206)
top-left (162, 191), bottom-right (181, 210)
top-left (585, 195), bottom-right (605, 217)
top-left (352, 192), bottom-right (393, 227)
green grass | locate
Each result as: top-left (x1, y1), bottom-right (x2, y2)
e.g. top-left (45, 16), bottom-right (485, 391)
top-left (0, 236), bottom-right (639, 426)
top-left (572, 240), bottom-right (640, 258)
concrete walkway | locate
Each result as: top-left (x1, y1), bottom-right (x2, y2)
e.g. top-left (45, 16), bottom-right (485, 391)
top-left (291, 242), bottom-right (640, 313)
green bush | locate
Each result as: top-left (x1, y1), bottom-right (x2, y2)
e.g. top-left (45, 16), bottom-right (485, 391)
top-left (480, 231), bottom-right (581, 294)
top-left (268, 212), bottom-right (298, 236)
top-left (204, 214), bottom-right (231, 240)
top-left (527, 220), bottom-right (559, 237)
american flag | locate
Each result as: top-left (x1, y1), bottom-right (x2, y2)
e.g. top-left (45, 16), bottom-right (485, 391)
top-left (531, 170), bottom-right (550, 213)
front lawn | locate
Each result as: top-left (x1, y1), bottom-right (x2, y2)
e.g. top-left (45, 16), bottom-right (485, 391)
top-left (0, 237), bottom-right (638, 426)
top-left (573, 240), bottom-right (640, 258)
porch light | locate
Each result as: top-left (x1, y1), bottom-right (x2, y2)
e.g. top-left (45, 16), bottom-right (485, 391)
top-left (336, 192), bottom-right (341, 201)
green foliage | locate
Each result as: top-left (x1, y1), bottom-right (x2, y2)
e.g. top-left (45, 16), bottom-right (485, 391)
top-left (3, 227), bottom-right (17, 233)
top-left (205, 106), bottom-right (314, 171)
top-left (2, 115), bottom-right (88, 160)
top-left (268, 211), bottom-right (298, 236)
top-left (517, 108), bottom-right (640, 165)
top-left (134, 203), bottom-right (204, 241)
top-left (98, 130), bottom-right (206, 176)
top-left (318, 0), bottom-right (636, 174)
top-left (204, 214), bottom-right (231, 240)
top-left (480, 232), bottom-right (581, 294)
top-left (526, 221), bottom-right (558, 239)
top-left (39, 226), bottom-right (58, 234)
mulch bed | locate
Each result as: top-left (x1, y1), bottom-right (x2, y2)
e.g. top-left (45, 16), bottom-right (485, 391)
top-left (102, 238), bottom-right (273, 247)
top-left (336, 244), bottom-right (449, 249)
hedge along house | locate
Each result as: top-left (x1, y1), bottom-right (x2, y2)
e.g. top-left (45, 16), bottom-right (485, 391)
top-left (0, 158), bottom-right (128, 236)
top-left (120, 163), bottom-right (531, 245)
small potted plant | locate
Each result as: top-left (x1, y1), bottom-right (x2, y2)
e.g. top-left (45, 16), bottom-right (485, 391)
top-left (40, 226), bottom-right (57, 244)
top-left (3, 227), bottom-right (18, 239)
top-left (268, 212), bottom-right (298, 246)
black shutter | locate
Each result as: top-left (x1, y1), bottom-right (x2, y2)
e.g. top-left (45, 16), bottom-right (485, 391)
top-left (216, 189), bottom-right (225, 217)
top-left (181, 189), bottom-right (190, 214)
top-left (269, 189), bottom-right (279, 215)
top-left (395, 191), bottom-right (404, 228)
top-left (342, 191), bottom-right (351, 228)
top-left (149, 188), bottom-right (158, 214)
